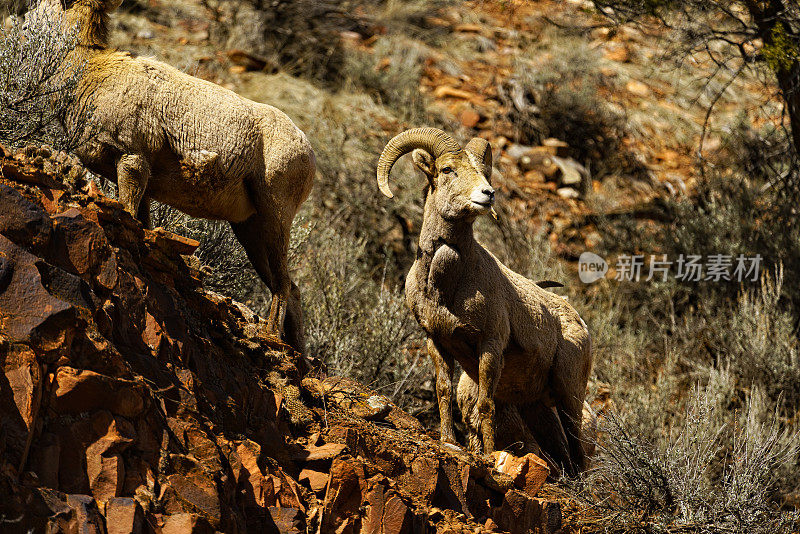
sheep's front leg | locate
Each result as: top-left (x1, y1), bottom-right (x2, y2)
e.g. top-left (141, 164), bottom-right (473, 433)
top-left (428, 338), bottom-right (456, 444)
top-left (117, 154), bottom-right (150, 220)
top-left (477, 343), bottom-right (503, 454)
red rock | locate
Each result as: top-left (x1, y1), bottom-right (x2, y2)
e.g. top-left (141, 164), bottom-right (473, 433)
top-left (493, 490), bottom-right (561, 534)
top-left (161, 513), bottom-right (214, 534)
top-left (3, 346), bottom-right (40, 431)
top-left (320, 377), bottom-right (418, 428)
top-left (86, 413), bottom-right (134, 502)
top-left (298, 468), bottom-right (329, 493)
top-left (268, 507), bottom-right (304, 533)
top-left (271, 469), bottom-right (305, 511)
top-left (66, 494), bottom-right (106, 534)
top-left (405, 457), bottom-right (439, 505)
top-left (0, 346), bottom-right (41, 472)
top-left (52, 367), bottom-right (146, 418)
top-left (436, 460), bottom-right (471, 517)
top-left (362, 477), bottom-right (413, 534)
top-left (52, 208), bottom-right (114, 278)
top-left (491, 452), bottom-right (549, 498)
top-left (147, 227), bottom-right (200, 255)
top-left (87, 451), bottom-right (125, 503)
top-left (0, 235), bottom-right (73, 342)
top-left (38, 187), bottom-right (65, 215)
top-left (294, 442), bottom-right (346, 461)
top-left (322, 457), bottom-right (367, 533)
top-left (30, 432), bottom-right (61, 488)
top-left (164, 470), bottom-right (221, 524)
top-left (325, 425), bottom-right (361, 452)
top-left (0, 184), bottom-right (54, 252)
top-left (104, 497), bottom-right (144, 534)
top-left (95, 252), bottom-right (119, 290)
top-left (459, 109), bottom-right (481, 129)
top-left (233, 439), bottom-right (273, 508)
top-left (1, 160), bottom-right (60, 188)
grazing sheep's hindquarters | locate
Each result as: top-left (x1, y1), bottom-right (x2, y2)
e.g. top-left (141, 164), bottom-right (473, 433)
top-left (377, 128), bottom-right (592, 475)
top-left (33, 0), bottom-right (315, 349)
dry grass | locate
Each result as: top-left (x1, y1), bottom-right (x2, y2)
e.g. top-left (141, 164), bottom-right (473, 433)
top-left (0, 2), bottom-right (92, 149)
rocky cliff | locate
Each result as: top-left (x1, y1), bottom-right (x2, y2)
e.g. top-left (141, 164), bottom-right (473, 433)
top-left (0, 145), bottom-right (562, 533)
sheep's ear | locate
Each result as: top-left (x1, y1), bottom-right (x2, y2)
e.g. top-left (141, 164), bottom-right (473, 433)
top-left (411, 149), bottom-right (435, 182)
top-left (465, 138), bottom-right (493, 178)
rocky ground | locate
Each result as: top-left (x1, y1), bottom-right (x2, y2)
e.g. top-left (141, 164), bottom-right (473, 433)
top-left (0, 145), bottom-right (566, 533)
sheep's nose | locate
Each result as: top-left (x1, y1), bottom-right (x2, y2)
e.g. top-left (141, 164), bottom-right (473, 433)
top-left (482, 187), bottom-right (495, 199)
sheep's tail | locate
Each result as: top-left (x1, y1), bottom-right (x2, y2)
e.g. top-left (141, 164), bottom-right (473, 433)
top-left (536, 280), bottom-right (564, 289)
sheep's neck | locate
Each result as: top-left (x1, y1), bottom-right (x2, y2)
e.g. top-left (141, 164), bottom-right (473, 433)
top-left (418, 201), bottom-right (476, 258)
top-left (67, 5), bottom-right (111, 50)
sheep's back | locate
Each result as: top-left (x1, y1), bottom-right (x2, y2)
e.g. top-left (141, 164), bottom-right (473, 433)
top-left (83, 53), bottom-right (299, 174)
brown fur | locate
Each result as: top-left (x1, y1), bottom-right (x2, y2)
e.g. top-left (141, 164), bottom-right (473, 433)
top-left (380, 135), bottom-right (592, 475)
top-left (33, 0), bottom-right (315, 348)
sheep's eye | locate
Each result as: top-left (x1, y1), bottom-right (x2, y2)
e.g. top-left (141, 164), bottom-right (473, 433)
top-left (441, 166), bottom-right (453, 174)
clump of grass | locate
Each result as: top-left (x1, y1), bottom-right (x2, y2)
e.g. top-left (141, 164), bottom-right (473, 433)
top-left (342, 35), bottom-right (430, 124)
top-left (293, 225), bottom-right (429, 411)
top-left (672, 270), bottom-right (800, 417)
top-left (570, 378), bottom-right (799, 534)
top-left (502, 36), bottom-right (637, 179)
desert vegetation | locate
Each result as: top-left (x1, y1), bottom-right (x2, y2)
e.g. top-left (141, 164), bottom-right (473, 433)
top-left (0, 0), bottom-right (91, 149)
top-left (2, 0), bottom-right (799, 531)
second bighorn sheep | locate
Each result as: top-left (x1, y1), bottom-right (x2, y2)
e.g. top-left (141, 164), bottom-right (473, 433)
top-left (377, 128), bottom-right (592, 474)
top-left (33, 0), bottom-right (314, 348)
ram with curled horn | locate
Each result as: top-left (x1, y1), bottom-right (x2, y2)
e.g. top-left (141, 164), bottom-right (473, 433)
top-left (377, 128), bottom-right (592, 475)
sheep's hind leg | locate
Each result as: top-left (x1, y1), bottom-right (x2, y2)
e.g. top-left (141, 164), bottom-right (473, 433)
top-left (428, 338), bottom-right (457, 444)
top-left (229, 214), bottom-right (304, 350)
top-left (116, 154), bottom-right (150, 220)
top-left (520, 402), bottom-right (569, 478)
top-left (555, 398), bottom-right (586, 477)
top-left (136, 198), bottom-right (151, 229)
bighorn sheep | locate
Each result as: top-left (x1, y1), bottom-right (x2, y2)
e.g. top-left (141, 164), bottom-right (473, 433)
top-left (376, 128), bottom-right (592, 474)
top-left (33, 0), bottom-right (315, 348)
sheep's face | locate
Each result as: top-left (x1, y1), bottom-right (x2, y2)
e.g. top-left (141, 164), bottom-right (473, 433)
top-left (412, 149), bottom-right (495, 221)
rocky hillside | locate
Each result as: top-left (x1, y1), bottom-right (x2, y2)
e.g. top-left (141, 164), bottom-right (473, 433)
top-left (0, 145), bottom-right (565, 533)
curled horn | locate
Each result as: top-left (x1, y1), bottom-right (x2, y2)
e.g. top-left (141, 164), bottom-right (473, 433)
top-left (465, 137), bottom-right (493, 176)
top-left (377, 128), bottom-right (461, 198)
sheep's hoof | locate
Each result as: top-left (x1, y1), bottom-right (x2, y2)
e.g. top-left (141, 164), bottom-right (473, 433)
top-left (439, 431), bottom-right (457, 445)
